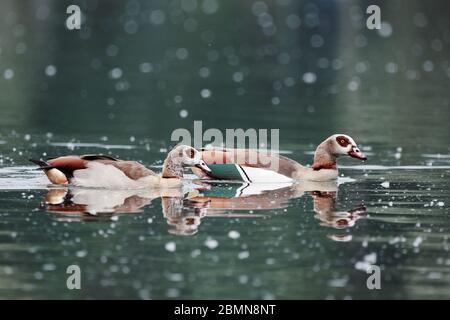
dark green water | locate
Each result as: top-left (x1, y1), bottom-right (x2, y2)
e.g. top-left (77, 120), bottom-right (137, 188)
top-left (0, 0), bottom-right (449, 299)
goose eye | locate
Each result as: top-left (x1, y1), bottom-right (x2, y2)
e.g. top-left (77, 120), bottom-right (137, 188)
top-left (189, 148), bottom-right (195, 158)
top-left (336, 136), bottom-right (348, 146)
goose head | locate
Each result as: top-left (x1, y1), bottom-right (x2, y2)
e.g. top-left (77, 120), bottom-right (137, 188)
top-left (329, 134), bottom-right (367, 160)
top-left (312, 134), bottom-right (366, 170)
top-left (169, 145), bottom-right (211, 173)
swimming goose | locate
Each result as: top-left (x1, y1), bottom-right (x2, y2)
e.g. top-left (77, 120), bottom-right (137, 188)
top-left (191, 134), bottom-right (366, 182)
top-left (30, 145), bottom-right (211, 189)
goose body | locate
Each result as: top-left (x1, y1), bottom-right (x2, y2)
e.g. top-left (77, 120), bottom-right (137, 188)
top-left (31, 145), bottom-right (211, 189)
top-left (192, 134), bottom-right (367, 182)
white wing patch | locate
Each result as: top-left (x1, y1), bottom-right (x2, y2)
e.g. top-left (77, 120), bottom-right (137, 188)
top-left (241, 166), bottom-right (293, 183)
top-left (72, 162), bottom-right (145, 189)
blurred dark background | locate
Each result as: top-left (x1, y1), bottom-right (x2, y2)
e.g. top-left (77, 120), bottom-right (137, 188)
top-left (0, 0), bottom-right (449, 159)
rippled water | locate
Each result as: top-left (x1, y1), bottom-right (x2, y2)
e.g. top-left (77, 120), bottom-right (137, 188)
top-left (0, 142), bottom-right (449, 299)
top-left (0, 0), bottom-right (449, 299)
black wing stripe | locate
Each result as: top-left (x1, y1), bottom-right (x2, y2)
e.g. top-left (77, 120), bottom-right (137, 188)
top-left (80, 155), bottom-right (118, 161)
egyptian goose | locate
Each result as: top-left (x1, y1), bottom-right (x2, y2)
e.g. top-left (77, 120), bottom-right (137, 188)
top-left (41, 187), bottom-right (192, 222)
top-left (30, 145), bottom-right (211, 189)
top-left (191, 134), bottom-right (367, 182)
top-left (311, 191), bottom-right (365, 229)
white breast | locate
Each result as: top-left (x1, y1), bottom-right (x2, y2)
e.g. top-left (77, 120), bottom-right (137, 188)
top-left (294, 168), bottom-right (339, 181)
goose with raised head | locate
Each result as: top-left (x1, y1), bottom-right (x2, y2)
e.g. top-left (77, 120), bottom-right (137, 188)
top-left (30, 145), bottom-right (211, 189)
top-left (191, 134), bottom-right (366, 182)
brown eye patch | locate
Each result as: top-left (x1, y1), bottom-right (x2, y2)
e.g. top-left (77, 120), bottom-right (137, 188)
top-left (336, 135), bottom-right (350, 147)
top-left (185, 148), bottom-right (195, 158)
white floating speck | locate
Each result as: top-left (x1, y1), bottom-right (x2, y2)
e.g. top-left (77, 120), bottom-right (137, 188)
top-left (238, 275), bottom-right (248, 284)
top-left (355, 261), bottom-right (370, 271)
top-left (238, 251), bottom-right (249, 259)
top-left (175, 48), bottom-right (189, 60)
top-left (4, 69), bottom-right (14, 80)
top-left (228, 230), bottom-right (240, 239)
top-left (413, 236), bottom-right (423, 247)
top-left (198, 66), bottom-right (210, 78)
top-left (165, 241), bottom-right (176, 252)
top-left (302, 72), bottom-right (317, 84)
top-left (179, 109), bottom-right (188, 118)
top-left (347, 80), bottom-right (359, 91)
top-left (378, 22), bottom-right (393, 37)
top-left (34, 272), bottom-right (44, 280)
top-left (364, 252), bottom-right (377, 264)
top-left (76, 250), bottom-right (87, 258)
top-left (427, 272), bottom-right (442, 280)
top-left (167, 273), bottom-right (184, 282)
top-left (204, 237), bottom-right (218, 249)
top-left (150, 10), bottom-right (166, 25)
top-left (191, 249), bottom-right (201, 258)
top-left (45, 65), bottom-right (57, 77)
top-left (200, 88), bottom-right (212, 98)
top-left (109, 67), bottom-right (122, 79)
top-left (201, 0), bottom-right (219, 15)
top-left (42, 263), bottom-right (56, 271)
top-left (139, 62), bottom-right (153, 73)
top-left (328, 277), bottom-right (348, 288)
top-left (355, 252), bottom-right (377, 271)
top-left (124, 20), bottom-right (138, 34)
top-left (381, 181), bottom-right (390, 188)
top-left (232, 71), bottom-right (244, 83)
top-left (385, 62), bottom-right (398, 74)
top-left (174, 95), bottom-right (183, 103)
top-left (423, 60), bottom-right (434, 72)
top-left (311, 34), bottom-right (324, 48)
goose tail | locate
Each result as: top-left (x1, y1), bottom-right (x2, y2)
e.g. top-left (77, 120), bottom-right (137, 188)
top-left (29, 159), bottom-right (52, 169)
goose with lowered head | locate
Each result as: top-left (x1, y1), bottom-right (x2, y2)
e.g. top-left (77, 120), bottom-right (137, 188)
top-left (30, 145), bottom-right (211, 189)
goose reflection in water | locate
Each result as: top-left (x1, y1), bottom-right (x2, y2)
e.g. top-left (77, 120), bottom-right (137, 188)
top-left (161, 194), bottom-right (264, 236)
top-left (310, 190), bottom-right (366, 242)
top-left (40, 179), bottom-right (365, 239)
top-left (186, 180), bottom-right (366, 240)
top-left (41, 186), bottom-right (263, 235)
top-left (42, 188), bottom-right (166, 220)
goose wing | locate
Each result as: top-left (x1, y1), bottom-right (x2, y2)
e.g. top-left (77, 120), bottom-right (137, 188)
top-left (193, 148), bottom-right (302, 180)
top-left (30, 155), bottom-right (156, 184)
